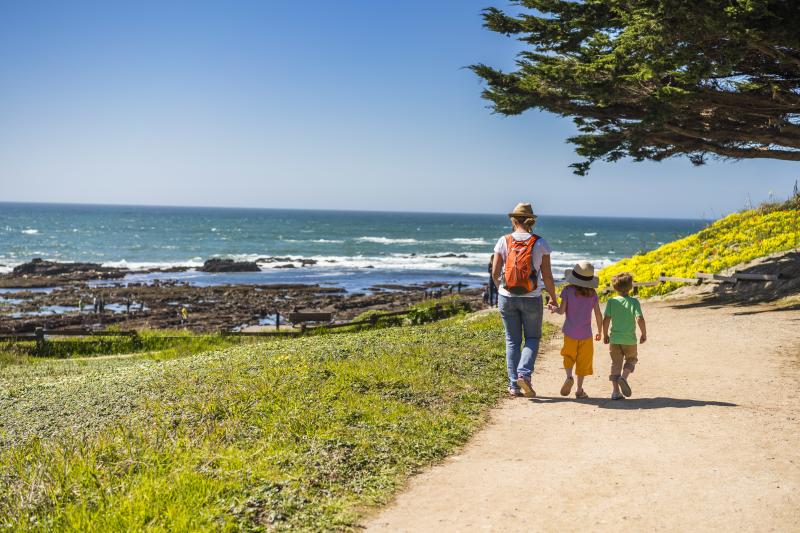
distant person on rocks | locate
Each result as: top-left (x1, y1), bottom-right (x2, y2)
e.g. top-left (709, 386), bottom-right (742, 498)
top-left (92, 295), bottom-right (99, 314)
top-left (487, 257), bottom-right (498, 306)
top-left (180, 306), bottom-right (188, 325)
top-left (125, 297), bottom-right (131, 314)
top-left (78, 297), bottom-right (84, 313)
top-left (548, 261), bottom-right (602, 399)
top-left (492, 202), bottom-right (558, 398)
top-left (603, 272), bottom-right (647, 400)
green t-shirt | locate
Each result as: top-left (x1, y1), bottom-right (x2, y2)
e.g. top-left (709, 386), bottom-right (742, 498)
top-left (604, 296), bottom-right (643, 345)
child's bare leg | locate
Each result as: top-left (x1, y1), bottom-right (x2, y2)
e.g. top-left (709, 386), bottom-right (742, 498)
top-left (565, 367), bottom-right (574, 378)
top-left (611, 377), bottom-right (621, 395)
top-left (576, 375), bottom-right (585, 393)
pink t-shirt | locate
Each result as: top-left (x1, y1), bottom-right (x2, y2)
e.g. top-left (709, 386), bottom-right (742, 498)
top-left (561, 285), bottom-right (598, 340)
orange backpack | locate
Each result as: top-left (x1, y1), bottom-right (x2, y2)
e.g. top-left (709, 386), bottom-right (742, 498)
top-left (502, 234), bottom-right (540, 294)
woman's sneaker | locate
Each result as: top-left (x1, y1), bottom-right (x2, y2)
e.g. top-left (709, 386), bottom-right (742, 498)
top-left (508, 387), bottom-right (523, 398)
top-left (516, 376), bottom-right (536, 398)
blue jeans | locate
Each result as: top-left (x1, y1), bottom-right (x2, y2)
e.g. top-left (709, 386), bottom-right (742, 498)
top-left (498, 294), bottom-right (543, 389)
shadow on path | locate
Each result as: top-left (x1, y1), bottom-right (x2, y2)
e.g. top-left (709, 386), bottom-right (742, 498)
top-left (732, 303), bottom-right (800, 316)
top-left (528, 396), bottom-right (737, 410)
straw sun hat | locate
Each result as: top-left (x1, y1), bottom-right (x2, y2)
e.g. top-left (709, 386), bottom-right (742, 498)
top-left (508, 202), bottom-right (536, 220)
top-left (564, 260), bottom-right (599, 289)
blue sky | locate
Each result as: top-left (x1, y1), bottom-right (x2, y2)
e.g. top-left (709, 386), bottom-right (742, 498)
top-left (0, 0), bottom-right (796, 219)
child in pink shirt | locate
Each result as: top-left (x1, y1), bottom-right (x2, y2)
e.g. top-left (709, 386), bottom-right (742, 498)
top-left (549, 261), bottom-right (602, 399)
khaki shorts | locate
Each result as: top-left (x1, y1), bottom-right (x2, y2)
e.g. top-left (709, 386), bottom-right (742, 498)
top-left (609, 343), bottom-right (638, 380)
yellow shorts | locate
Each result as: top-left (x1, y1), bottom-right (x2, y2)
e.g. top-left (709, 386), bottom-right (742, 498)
top-left (560, 335), bottom-right (594, 376)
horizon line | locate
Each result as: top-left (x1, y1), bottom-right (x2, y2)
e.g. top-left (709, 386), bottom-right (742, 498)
top-left (0, 200), bottom-right (714, 222)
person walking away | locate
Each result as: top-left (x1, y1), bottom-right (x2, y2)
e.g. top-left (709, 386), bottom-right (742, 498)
top-left (492, 202), bottom-right (558, 398)
top-left (548, 261), bottom-right (602, 399)
top-left (603, 273), bottom-right (647, 400)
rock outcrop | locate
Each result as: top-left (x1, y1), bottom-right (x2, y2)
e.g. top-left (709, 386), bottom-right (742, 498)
top-left (200, 258), bottom-right (261, 273)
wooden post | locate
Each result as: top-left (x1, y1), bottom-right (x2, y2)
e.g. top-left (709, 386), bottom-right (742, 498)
top-left (34, 327), bottom-right (45, 354)
top-left (370, 315), bottom-right (378, 327)
top-left (275, 310), bottom-right (280, 331)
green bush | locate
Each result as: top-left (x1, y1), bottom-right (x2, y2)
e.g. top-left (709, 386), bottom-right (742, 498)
top-left (407, 297), bottom-right (471, 325)
top-left (599, 201), bottom-right (799, 298)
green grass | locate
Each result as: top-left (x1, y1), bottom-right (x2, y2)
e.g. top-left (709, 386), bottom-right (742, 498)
top-left (0, 312), bottom-right (551, 531)
top-left (1, 329), bottom-right (249, 359)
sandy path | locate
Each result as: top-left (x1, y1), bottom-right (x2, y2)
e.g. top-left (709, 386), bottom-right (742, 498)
top-left (364, 299), bottom-right (800, 532)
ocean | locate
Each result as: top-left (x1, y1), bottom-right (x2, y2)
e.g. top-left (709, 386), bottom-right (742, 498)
top-left (0, 203), bottom-right (706, 292)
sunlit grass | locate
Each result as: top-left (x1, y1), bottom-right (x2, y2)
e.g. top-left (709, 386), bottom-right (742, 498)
top-left (0, 312), bottom-right (547, 531)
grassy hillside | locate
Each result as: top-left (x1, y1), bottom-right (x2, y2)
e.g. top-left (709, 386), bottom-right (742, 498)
top-left (599, 200), bottom-right (800, 298)
top-left (0, 312), bottom-right (547, 531)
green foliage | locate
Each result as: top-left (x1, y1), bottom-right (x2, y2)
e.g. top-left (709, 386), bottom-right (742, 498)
top-left (472, 0), bottom-right (800, 174)
top-left (407, 297), bottom-right (471, 325)
top-left (350, 309), bottom-right (405, 328)
top-left (0, 313), bottom-right (551, 531)
top-left (2, 330), bottom-right (245, 359)
top-left (599, 202), bottom-right (799, 298)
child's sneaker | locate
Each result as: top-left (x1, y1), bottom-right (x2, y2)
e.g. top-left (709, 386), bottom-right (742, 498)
top-left (516, 376), bottom-right (536, 398)
top-left (618, 376), bottom-right (632, 397)
top-left (611, 392), bottom-right (624, 400)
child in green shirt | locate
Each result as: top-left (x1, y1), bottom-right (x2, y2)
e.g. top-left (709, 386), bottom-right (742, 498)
top-left (603, 272), bottom-right (647, 400)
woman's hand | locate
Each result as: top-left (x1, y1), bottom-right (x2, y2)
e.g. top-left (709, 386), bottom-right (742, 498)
top-left (594, 333), bottom-right (601, 341)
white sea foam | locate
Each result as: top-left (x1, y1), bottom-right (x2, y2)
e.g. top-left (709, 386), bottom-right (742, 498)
top-left (584, 232), bottom-right (598, 237)
top-left (195, 251), bottom-right (490, 272)
top-left (448, 238), bottom-right (491, 245)
top-left (96, 249), bottom-right (615, 275)
top-left (357, 236), bottom-right (418, 244)
top-left (102, 259), bottom-right (206, 270)
top-left (21, 229), bottom-right (39, 235)
top-left (281, 238), bottom-right (344, 244)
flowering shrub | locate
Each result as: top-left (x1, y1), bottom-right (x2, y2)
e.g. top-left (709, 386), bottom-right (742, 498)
top-left (598, 203), bottom-right (800, 298)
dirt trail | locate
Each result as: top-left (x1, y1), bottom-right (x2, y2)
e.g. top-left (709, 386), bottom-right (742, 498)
top-left (365, 299), bottom-right (800, 532)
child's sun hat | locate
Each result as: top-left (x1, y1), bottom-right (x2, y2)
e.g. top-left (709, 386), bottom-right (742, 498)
top-left (564, 261), bottom-right (599, 288)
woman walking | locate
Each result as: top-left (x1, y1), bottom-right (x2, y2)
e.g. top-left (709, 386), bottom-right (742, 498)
top-left (492, 203), bottom-right (558, 397)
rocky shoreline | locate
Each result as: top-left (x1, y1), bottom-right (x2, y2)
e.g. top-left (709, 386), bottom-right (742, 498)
top-left (0, 259), bottom-right (482, 333)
